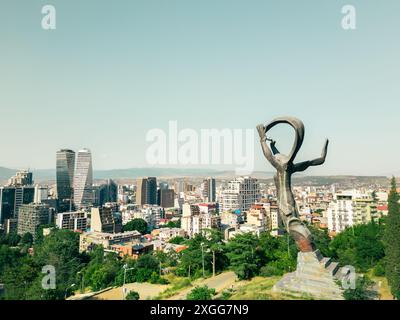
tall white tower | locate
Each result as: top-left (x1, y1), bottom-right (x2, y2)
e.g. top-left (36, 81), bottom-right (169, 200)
top-left (73, 149), bottom-right (93, 209)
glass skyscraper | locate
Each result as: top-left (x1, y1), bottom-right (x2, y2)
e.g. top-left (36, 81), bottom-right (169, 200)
top-left (73, 149), bottom-right (93, 209)
top-left (56, 149), bottom-right (75, 206)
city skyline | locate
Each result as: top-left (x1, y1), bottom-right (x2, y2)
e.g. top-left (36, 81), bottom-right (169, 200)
top-left (1, 1), bottom-right (400, 175)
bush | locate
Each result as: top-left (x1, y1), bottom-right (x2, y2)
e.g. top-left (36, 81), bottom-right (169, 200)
top-left (373, 261), bottom-right (385, 277)
top-left (259, 264), bottom-right (283, 277)
top-left (149, 271), bottom-right (169, 285)
top-left (125, 290), bottom-right (140, 300)
top-left (186, 285), bottom-right (216, 300)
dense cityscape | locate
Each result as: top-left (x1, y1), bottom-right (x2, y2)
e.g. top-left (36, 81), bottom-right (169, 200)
top-left (0, 148), bottom-right (398, 300)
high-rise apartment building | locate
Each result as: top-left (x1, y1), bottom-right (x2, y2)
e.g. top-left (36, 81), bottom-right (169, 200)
top-left (17, 203), bottom-right (51, 239)
top-left (73, 149), bottom-right (93, 209)
top-left (327, 191), bottom-right (377, 234)
top-left (221, 177), bottom-right (260, 212)
top-left (56, 149), bottom-right (75, 205)
top-left (203, 177), bottom-right (216, 202)
top-left (136, 177), bottom-right (157, 205)
top-left (56, 211), bottom-right (88, 232)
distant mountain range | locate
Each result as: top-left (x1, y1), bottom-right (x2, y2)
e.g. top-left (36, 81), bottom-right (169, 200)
top-left (0, 166), bottom-right (392, 186)
top-left (0, 166), bottom-right (274, 182)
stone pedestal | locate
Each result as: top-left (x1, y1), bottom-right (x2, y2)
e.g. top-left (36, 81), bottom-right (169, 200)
top-left (272, 250), bottom-right (344, 300)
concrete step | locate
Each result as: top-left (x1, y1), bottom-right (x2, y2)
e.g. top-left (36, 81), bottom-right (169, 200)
top-left (326, 262), bottom-right (340, 276)
top-left (320, 257), bottom-right (331, 268)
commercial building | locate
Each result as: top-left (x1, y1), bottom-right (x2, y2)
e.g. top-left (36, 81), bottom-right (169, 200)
top-left (56, 149), bottom-right (75, 206)
top-left (97, 179), bottom-right (118, 205)
top-left (157, 188), bottom-right (175, 208)
top-left (73, 149), bottom-right (93, 209)
top-left (0, 186), bottom-right (35, 224)
top-left (136, 177), bottom-right (157, 205)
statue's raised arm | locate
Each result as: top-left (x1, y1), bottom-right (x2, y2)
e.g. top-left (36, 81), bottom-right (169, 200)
top-left (293, 139), bottom-right (329, 173)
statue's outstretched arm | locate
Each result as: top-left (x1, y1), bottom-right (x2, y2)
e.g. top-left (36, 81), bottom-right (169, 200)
top-left (270, 140), bottom-right (280, 155)
top-left (293, 139), bottom-right (329, 172)
top-left (257, 124), bottom-right (280, 169)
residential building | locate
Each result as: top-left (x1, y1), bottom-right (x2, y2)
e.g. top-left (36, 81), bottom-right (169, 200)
top-left (221, 177), bottom-right (260, 212)
top-left (56, 211), bottom-right (88, 232)
top-left (8, 170), bottom-right (33, 187)
top-left (91, 207), bottom-right (122, 233)
top-left (79, 230), bottom-right (141, 252)
top-left (327, 192), bottom-right (376, 234)
top-left (203, 177), bottom-right (216, 202)
top-left (181, 203), bottom-right (220, 237)
top-left (17, 203), bottom-right (51, 239)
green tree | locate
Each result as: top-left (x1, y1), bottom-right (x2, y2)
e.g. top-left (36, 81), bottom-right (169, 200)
top-left (225, 233), bottom-right (262, 280)
top-left (32, 229), bottom-right (84, 299)
top-left (125, 290), bottom-right (140, 300)
top-left (330, 222), bottom-right (384, 272)
top-left (165, 220), bottom-right (181, 228)
top-left (20, 232), bottom-right (33, 247)
top-left (186, 285), bottom-right (215, 300)
top-left (169, 236), bottom-right (185, 244)
top-left (123, 219), bottom-right (148, 234)
top-left (383, 177), bottom-right (400, 299)
top-left (308, 225), bottom-right (332, 257)
top-left (84, 248), bottom-right (121, 291)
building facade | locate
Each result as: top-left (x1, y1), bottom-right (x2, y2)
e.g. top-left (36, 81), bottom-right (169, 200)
top-left (73, 149), bottom-right (93, 209)
top-left (221, 177), bottom-right (260, 212)
top-left (56, 149), bottom-right (75, 206)
top-left (17, 203), bottom-right (51, 239)
top-left (136, 177), bottom-right (157, 205)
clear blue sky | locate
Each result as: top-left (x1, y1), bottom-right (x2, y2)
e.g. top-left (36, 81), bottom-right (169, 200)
top-left (1, 0), bottom-right (399, 175)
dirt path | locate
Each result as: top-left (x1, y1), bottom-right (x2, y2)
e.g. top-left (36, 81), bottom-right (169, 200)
top-left (92, 282), bottom-right (170, 300)
top-left (167, 271), bottom-right (237, 300)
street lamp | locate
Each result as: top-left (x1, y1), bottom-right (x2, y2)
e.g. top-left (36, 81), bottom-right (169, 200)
top-left (77, 271), bottom-right (84, 293)
top-left (64, 283), bottom-right (76, 300)
top-left (200, 243), bottom-right (205, 278)
top-left (122, 264), bottom-right (134, 300)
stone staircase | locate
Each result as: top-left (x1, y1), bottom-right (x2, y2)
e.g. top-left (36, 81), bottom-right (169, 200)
top-left (272, 250), bottom-right (344, 300)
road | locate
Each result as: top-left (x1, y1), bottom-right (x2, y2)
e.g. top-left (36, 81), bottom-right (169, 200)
top-left (167, 271), bottom-right (237, 300)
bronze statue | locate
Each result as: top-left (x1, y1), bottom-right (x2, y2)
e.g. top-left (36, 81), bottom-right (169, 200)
top-left (257, 116), bottom-right (329, 252)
